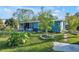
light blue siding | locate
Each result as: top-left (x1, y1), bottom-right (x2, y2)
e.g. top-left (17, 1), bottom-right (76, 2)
top-left (19, 21), bottom-right (62, 32)
top-left (32, 22), bottom-right (39, 32)
top-left (52, 21), bottom-right (61, 32)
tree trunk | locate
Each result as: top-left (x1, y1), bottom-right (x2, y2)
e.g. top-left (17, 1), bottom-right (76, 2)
top-left (45, 29), bottom-right (48, 35)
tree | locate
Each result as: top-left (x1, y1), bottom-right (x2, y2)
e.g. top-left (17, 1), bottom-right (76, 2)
top-left (38, 7), bottom-right (55, 34)
top-left (65, 13), bottom-right (70, 30)
top-left (13, 9), bottom-right (34, 22)
top-left (75, 12), bottom-right (79, 19)
top-left (65, 15), bottom-right (79, 32)
top-left (0, 19), bottom-right (4, 30)
top-left (5, 18), bottom-right (19, 30)
top-left (74, 12), bottom-right (79, 24)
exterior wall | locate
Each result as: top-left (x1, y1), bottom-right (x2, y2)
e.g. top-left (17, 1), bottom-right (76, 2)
top-left (52, 21), bottom-right (62, 32)
top-left (19, 21), bottom-right (64, 32)
top-left (32, 22), bottom-right (39, 32)
top-left (19, 23), bottom-right (24, 31)
top-left (19, 23), bottom-right (33, 32)
top-left (19, 22), bottom-right (39, 32)
top-left (25, 23), bottom-right (33, 32)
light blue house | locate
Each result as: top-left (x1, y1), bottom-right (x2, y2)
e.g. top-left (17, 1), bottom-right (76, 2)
top-left (18, 20), bottom-right (64, 32)
top-left (19, 20), bottom-right (40, 32)
top-left (52, 20), bottom-right (64, 32)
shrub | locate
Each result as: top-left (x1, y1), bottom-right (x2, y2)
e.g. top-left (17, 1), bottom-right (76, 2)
top-left (7, 32), bottom-right (29, 47)
top-left (4, 26), bottom-right (14, 32)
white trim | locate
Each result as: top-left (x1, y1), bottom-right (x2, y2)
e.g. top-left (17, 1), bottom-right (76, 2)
top-left (60, 21), bottom-right (64, 32)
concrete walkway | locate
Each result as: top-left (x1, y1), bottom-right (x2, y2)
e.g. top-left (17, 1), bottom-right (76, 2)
top-left (53, 42), bottom-right (79, 52)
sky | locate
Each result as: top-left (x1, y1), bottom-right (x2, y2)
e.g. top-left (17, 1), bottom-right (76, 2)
top-left (0, 6), bottom-right (79, 20)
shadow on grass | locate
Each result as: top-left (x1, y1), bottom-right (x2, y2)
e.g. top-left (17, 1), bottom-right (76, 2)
top-left (68, 35), bottom-right (79, 38)
top-left (23, 39), bottom-right (53, 47)
top-left (14, 46), bottom-right (53, 52)
top-left (71, 41), bottom-right (79, 44)
top-left (0, 41), bottom-right (8, 50)
top-left (0, 39), bottom-right (53, 52)
top-left (14, 40), bottom-right (53, 52)
top-left (0, 40), bottom-right (18, 50)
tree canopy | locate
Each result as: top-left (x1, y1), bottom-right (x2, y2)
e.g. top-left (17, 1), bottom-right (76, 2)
top-left (38, 7), bottom-right (56, 33)
top-left (0, 19), bottom-right (4, 30)
top-left (13, 9), bottom-right (34, 22)
top-left (5, 18), bottom-right (19, 30)
top-left (65, 14), bottom-right (79, 32)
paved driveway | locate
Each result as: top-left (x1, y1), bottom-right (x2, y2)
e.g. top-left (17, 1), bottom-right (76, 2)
top-left (53, 42), bottom-right (79, 52)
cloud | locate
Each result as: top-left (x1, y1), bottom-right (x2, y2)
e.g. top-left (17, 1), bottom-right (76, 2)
top-left (0, 8), bottom-right (14, 19)
top-left (4, 8), bottom-right (14, 14)
top-left (58, 15), bottom-right (64, 19)
top-left (53, 10), bottom-right (61, 16)
top-left (54, 10), bottom-right (61, 13)
top-left (76, 7), bottom-right (79, 10)
top-left (52, 13), bottom-right (59, 16)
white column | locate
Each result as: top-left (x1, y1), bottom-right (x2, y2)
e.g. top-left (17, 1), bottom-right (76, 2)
top-left (60, 21), bottom-right (64, 32)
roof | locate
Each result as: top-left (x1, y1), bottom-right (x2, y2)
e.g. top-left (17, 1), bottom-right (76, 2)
top-left (20, 20), bottom-right (40, 23)
top-left (53, 20), bottom-right (64, 22)
top-left (19, 19), bottom-right (64, 24)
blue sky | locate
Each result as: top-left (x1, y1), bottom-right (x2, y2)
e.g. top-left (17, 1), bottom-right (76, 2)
top-left (0, 6), bottom-right (79, 19)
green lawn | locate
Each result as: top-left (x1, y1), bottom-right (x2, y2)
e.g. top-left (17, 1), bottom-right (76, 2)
top-left (67, 34), bottom-right (79, 44)
top-left (0, 32), bottom-right (79, 52)
top-left (0, 33), bottom-right (53, 52)
top-left (58, 33), bottom-right (79, 44)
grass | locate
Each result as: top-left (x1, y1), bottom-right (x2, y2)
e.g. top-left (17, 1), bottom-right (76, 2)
top-left (0, 32), bottom-right (79, 52)
top-left (0, 33), bottom-right (54, 52)
top-left (0, 40), bottom-right (52, 52)
top-left (58, 33), bottom-right (79, 44)
top-left (67, 34), bottom-right (79, 44)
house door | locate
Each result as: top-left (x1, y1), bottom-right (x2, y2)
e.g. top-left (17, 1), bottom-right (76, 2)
top-left (24, 23), bottom-right (30, 30)
top-left (52, 21), bottom-right (60, 32)
top-left (24, 23), bottom-right (32, 32)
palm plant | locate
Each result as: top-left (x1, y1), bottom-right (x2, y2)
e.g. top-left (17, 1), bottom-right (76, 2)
top-left (38, 7), bottom-right (55, 34)
top-left (65, 13), bottom-right (79, 32)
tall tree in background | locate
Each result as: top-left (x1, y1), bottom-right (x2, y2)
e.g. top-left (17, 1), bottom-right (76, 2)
top-left (75, 12), bottom-right (79, 19)
top-left (65, 15), bottom-right (79, 32)
top-left (13, 9), bottom-right (34, 22)
top-left (65, 13), bottom-right (70, 30)
top-left (65, 13), bottom-right (78, 32)
top-left (74, 12), bottom-right (79, 24)
top-left (0, 19), bottom-right (4, 30)
top-left (5, 18), bottom-right (19, 30)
